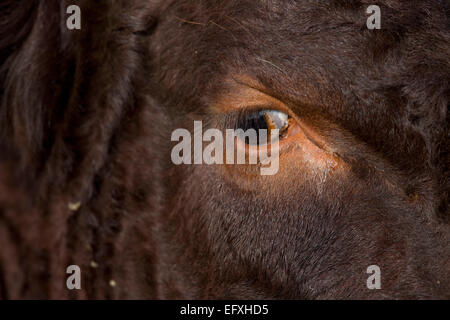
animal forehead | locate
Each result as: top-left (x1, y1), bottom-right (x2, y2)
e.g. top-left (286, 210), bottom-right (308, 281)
top-left (154, 0), bottom-right (442, 99)
top-left (153, 1), bottom-right (446, 118)
top-left (157, 3), bottom-right (355, 101)
top-left (162, 0), bottom-right (371, 60)
top-left (156, 2), bottom-right (380, 121)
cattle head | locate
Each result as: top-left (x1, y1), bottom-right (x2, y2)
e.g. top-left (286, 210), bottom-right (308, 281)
top-left (0, 0), bottom-right (448, 299)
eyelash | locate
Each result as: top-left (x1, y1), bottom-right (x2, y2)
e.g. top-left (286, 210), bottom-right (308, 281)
top-left (223, 107), bottom-right (292, 145)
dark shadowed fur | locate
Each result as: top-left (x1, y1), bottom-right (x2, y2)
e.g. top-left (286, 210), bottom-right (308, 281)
top-left (0, 0), bottom-right (448, 299)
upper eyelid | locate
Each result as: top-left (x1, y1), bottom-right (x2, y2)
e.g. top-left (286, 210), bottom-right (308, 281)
top-left (212, 76), bottom-right (289, 112)
top-left (237, 104), bottom-right (288, 117)
top-left (231, 77), bottom-right (296, 112)
top-left (220, 105), bottom-right (288, 129)
top-left (239, 105), bottom-right (300, 130)
top-left (230, 76), bottom-right (328, 120)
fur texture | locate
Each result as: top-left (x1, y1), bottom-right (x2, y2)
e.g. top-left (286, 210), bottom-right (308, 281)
top-left (0, 0), bottom-right (448, 299)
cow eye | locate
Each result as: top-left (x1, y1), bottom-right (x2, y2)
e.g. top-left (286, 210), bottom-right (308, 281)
top-left (236, 110), bottom-right (291, 145)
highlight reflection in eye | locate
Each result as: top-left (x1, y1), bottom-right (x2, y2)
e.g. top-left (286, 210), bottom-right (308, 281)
top-left (235, 110), bottom-right (291, 145)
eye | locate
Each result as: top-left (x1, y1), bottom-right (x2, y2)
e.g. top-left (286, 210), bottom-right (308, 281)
top-left (235, 110), bottom-right (291, 145)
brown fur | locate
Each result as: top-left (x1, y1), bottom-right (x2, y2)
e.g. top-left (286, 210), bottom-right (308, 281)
top-left (0, 0), bottom-right (448, 299)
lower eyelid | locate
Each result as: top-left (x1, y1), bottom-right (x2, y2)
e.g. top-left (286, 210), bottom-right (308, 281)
top-left (243, 121), bottom-right (335, 162)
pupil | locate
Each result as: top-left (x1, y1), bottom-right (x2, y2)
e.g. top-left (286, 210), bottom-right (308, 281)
top-left (236, 111), bottom-right (271, 145)
top-left (244, 112), bottom-right (270, 131)
top-left (235, 110), bottom-right (290, 146)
